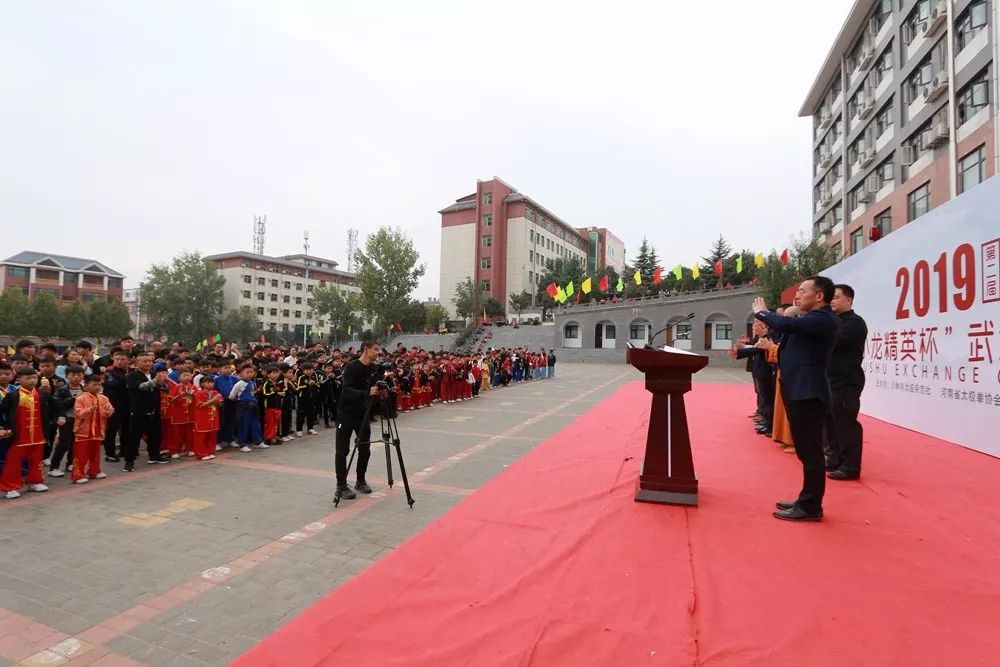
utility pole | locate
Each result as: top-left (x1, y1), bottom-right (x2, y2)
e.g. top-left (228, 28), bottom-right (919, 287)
top-left (252, 215), bottom-right (266, 255)
top-left (346, 229), bottom-right (358, 273)
top-left (303, 230), bottom-right (310, 346)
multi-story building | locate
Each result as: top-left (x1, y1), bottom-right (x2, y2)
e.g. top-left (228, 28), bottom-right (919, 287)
top-left (438, 177), bottom-right (591, 317)
top-left (801, 0), bottom-right (998, 259)
top-left (576, 227), bottom-right (627, 275)
top-left (0, 251), bottom-right (124, 303)
top-left (205, 251), bottom-right (359, 340)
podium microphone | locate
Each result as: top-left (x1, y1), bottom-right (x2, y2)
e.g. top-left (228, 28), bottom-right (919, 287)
top-left (645, 313), bottom-right (696, 349)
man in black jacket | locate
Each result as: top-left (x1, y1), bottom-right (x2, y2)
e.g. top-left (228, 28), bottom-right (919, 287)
top-left (334, 342), bottom-right (381, 499)
top-left (123, 354), bottom-right (170, 471)
top-left (753, 276), bottom-right (841, 522)
top-left (825, 284), bottom-right (869, 480)
top-left (101, 349), bottom-right (131, 462)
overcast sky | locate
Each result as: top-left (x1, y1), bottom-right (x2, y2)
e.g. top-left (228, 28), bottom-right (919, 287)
top-left (1, 0), bottom-right (854, 299)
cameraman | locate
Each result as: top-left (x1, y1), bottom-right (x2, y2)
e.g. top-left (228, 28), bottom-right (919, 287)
top-left (335, 341), bottom-right (381, 499)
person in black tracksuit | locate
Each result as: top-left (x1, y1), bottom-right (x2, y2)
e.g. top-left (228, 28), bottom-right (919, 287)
top-left (101, 350), bottom-right (131, 461)
top-left (294, 362), bottom-right (321, 434)
top-left (334, 343), bottom-right (381, 499)
top-left (825, 284), bottom-right (869, 480)
top-left (124, 355), bottom-right (170, 471)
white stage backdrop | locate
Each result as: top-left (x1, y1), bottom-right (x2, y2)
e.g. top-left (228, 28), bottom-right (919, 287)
top-left (824, 176), bottom-right (1000, 457)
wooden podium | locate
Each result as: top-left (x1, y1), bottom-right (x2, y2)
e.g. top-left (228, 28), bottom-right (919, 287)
top-left (626, 345), bottom-right (709, 506)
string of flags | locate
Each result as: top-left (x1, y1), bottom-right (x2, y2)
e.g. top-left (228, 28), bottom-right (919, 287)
top-left (194, 333), bottom-right (222, 351)
top-left (543, 249), bottom-right (789, 304)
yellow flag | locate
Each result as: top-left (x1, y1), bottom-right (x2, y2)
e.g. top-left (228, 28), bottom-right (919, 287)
top-left (692, 264), bottom-right (701, 279)
top-left (581, 277), bottom-right (592, 294)
top-left (754, 252), bottom-right (765, 268)
top-left (5, 345), bottom-right (13, 355)
top-left (633, 269), bottom-right (642, 285)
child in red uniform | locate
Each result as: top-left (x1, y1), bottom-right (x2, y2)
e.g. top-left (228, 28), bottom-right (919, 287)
top-left (72, 375), bottom-right (114, 483)
top-left (0, 367), bottom-right (51, 499)
top-left (159, 370), bottom-right (177, 457)
top-left (192, 375), bottom-right (222, 460)
top-left (168, 370), bottom-right (196, 458)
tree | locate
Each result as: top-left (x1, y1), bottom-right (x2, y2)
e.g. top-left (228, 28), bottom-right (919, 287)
top-left (755, 252), bottom-right (795, 309)
top-left (219, 307), bottom-right (259, 345)
top-left (28, 292), bottom-right (61, 338)
top-left (699, 235), bottom-right (734, 287)
top-left (452, 277), bottom-right (485, 319)
top-left (508, 290), bottom-right (533, 319)
top-left (535, 256), bottom-right (586, 318)
top-left (105, 300), bottom-right (134, 339)
top-left (484, 296), bottom-right (504, 318)
top-left (398, 299), bottom-right (426, 333)
top-left (312, 285), bottom-right (363, 342)
top-left (140, 251), bottom-right (226, 343)
top-left (59, 301), bottom-right (88, 340)
top-left (425, 303), bottom-right (447, 330)
top-left (0, 288), bottom-right (31, 337)
top-left (789, 232), bottom-right (838, 279)
top-left (85, 300), bottom-right (114, 342)
top-left (354, 226), bottom-right (425, 332)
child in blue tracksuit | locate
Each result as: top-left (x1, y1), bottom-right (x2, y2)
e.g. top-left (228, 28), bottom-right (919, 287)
top-left (228, 365), bottom-right (264, 452)
top-left (213, 363), bottom-right (237, 449)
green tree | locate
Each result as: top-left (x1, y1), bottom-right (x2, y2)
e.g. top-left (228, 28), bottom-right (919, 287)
top-left (0, 288), bottom-right (31, 336)
top-left (28, 292), bottom-right (62, 338)
top-left (140, 251), bottom-right (226, 343)
top-left (452, 277), bottom-right (485, 319)
top-left (85, 300), bottom-right (113, 342)
top-left (105, 300), bottom-right (134, 339)
top-left (312, 285), bottom-right (363, 342)
top-left (484, 296), bottom-right (504, 318)
top-left (219, 307), bottom-right (259, 345)
top-left (755, 253), bottom-right (795, 309)
top-left (354, 226), bottom-right (425, 332)
top-left (789, 232), bottom-right (838, 279)
top-left (398, 299), bottom-right (427, 333)
top-left (59, 301), bottom-right (88, 340)
top-left (535, 256), bottom-right (586, 317)
top-left (424, 303), bottom-right (447, 330)
top-left (508, 290), bottom-right (533, 319)
top-left (700, 234), bottom-right (734, 287)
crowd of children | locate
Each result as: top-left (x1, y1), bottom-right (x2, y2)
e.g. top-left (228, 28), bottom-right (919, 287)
top-left (0, 337), bottom-right (557, 500)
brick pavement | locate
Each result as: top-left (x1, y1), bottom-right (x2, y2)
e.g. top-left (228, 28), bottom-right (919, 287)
top-left (0, 362), bottom-right (746, 666)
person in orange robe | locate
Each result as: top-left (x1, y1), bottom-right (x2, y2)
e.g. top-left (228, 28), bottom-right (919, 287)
top-left (72, 375), bottom-right (115, 482)
top-left (763, 306), bottom-right (803, 453)
top-left (192, 375), bottom-right (222, 460)
top-left (0, 367), bottom-right (52, 499)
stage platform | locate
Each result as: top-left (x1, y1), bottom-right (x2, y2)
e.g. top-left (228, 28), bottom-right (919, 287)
top-left (236, 382), bottom-right (1000, 666)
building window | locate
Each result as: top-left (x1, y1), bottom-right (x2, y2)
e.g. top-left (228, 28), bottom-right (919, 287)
top-left (282, 309), bottom-right (290, 317)
top-left (62, 272), bottom-right (77, 285)
top-left (629, 324), bottom-right (648, 340)
top-left (242, 290), bottom-right (251, 298)
top-left (850, 227), bottom-right (865, 255)
top-left (254, 307), bottom-right (264, 315)
top-left (35, 269), bottom-right (59, 281)
top-left (481, 257), bottom-right (491, 269)
top-left (256, 277), bottom-right (264, 285)
top-left (903, 57), bottom-right (934, 105)
top-left (903, 0), bottom-right (931, 46)
top-left (82, 292), bottom-right (104, 302)
top-left (959, 145), bottom-right (986, 193)
top-left (832, 202), bottom-right (843, 226)
top-left (483, 192), bottom-right (493, 204)
top-left (956, 0), bottom-right (988, 52)
top-left (306, 311), bottom-right (312, 318)
top-left (480, 280), bottom-right (490, 292)
top-left (902, 122), bottom-right (932, 177)
top-left (482, 235), bottom-right (492, 247)
top-left (874, 208), bottom-right (892, 237)
top-left (831, 243), bottom-right (843, 261)
top-left (270, 279), bottom-right (278, 287)
top-left (956, 69), bottom-right (990, 124)
top-left (848, 182), bottom-right (868, 211)
top-left (482, 214), bottom-right (492, 226)
top-left (874, 99), bottom-right (893, 136)
top-left (282, 323), bottom-right (290, 331)
top-left (295, 283), bottom-right (302, 290)
top-left (295, 297), bottom-right (302, 304)
top-left (714, 324), bottom-right (733, 341)
top-left (270, 293), bottom-right (278, 302)
top-left (282, 295), bottom-right (290, 303)
top-left (907, 182), bottom-right (931, 221)
top-left (564, 324), bottom-right (579, 339)
top-left (107, 277), bottom-right (122, 288)
top-left (294, 311), bottom-right (302, 318)
top-left (269, 308), bottom-right (278, 316)
top-left (873, 43), bottom-right (893, 85)
top-left (283, 281), bottom-right (291, 289)
top-left (242, 274), bottom-right (252, 284)
top-left (307, 284), bottom-right (314, 292)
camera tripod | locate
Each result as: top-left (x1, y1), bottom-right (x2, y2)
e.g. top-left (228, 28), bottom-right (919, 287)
top-left (334, 389), bottom-right (415, 508)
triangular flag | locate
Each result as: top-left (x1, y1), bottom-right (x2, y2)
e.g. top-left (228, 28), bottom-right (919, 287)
top-left (653, 267), bottom-right (662, 285)
top-left (546, 282), bottom-right (558, 299)
top-left (582, 277), bottom-right (592, 294)
top-left (213, 332), bottom-right (222, 343)
top-left (780, 248), bottom-right (790, 265)
top-left (736, 255), bottom-right (743, 274)
top-left (347, 324), bottom-right (352, 335)
top-left (692, 265), bottom-right (701, 279)
top-left (633, 270), bottom-right (642, 285)
top-left (616, 276), bottom-right (624, 293)
top-left (714, 259), bottom-right (723, 276)
top-left (565, 281), bottom-right (575, 297)
top-left (556, 287), bottom-right (567, 303)
top-left (396, 322), bottom-right (403, 331)
top-left (672, 264), bottom-right (682, 281)
top-left (6, 345), bottom-right (14, 355)
top-left (754, 252), bottom-right (765, 268)
top-left (575, 289), bottom-right (581, 303)
top-left (195, 341), bottom-right (202, 351)
top-left (598, 274), bottom-right (609, 292)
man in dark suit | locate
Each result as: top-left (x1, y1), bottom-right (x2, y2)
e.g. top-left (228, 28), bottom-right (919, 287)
top-left (753, 276), bottom-right (841, 522)
top-left (731, 319), bottom-right (775, 435)
top-left (825, 284), bottom-right (868, 480)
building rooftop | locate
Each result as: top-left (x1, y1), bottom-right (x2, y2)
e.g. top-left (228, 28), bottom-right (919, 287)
top-left (1, 251), bottom-right (124, 277)
top-left (278, 253), bottom-right (340, 269)
top-left (798, 0), bottom-right (874, 117)
top-left (204, 251), bottom-right (356, 279)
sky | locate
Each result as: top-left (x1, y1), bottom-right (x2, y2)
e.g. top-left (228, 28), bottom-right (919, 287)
top-left (1, 0), bottom-right (855, 300)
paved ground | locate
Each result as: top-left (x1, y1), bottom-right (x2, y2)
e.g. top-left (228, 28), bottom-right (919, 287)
top-left (0, 362), bottom-right (747, 666)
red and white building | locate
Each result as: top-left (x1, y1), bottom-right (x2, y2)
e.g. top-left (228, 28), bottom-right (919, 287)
top-left (439, 177), bottom-right (616, 318)
top-left (0, 251), bottom-right (124, 304)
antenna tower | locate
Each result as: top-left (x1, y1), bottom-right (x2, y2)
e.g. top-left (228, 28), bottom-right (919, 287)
top-left (346, 228), bottom-right (358, 272)
top-left (303, 230), bottom-right (310, 257)
top-left (252, 215), bottom-right (267, 255)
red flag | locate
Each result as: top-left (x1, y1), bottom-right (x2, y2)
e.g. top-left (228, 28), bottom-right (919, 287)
top-left (780, 248), bottom-right (789, 265)
top-left (714, 259), bottom-right (723, 276)
top-left (598, 274), bottom-right (609, 292)
top-left (652, 266), bottom-right (662, 284)
top-left (575, 289), bottom-right (581, 303)
top-left (395, 322), bottom-right (403, 331)
top-left (546, 282), bottom-right (558, 298)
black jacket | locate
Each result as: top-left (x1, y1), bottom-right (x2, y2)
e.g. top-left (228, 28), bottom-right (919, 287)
top-left (756, 306), bottom-right (841, 404)
top-left (103, 366), bottom-right (130, 409)
top-left (829, 310), bottom-right (868, 391)
top-left (126, 370), bottom-right (161, 415)
top-left (337, 360), bottom-right (378, 423)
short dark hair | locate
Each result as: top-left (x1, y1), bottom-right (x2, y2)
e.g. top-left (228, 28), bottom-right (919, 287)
top-left (0, 362), bottom-right (11, 372)
top-left (65, 365), bottom-right (85, 375)
top-left (199, 374), bottom-right (215, 384)
top-left (15, 366), bottom-right (38, 378)
top-left (38, 354), bottom-right (57, 365)
top-left (15, 339), bottom-right (34, 350)
top-left (360, 340), bottom-right (380, 353)
top-left (84, 374), bottom-right (102, 384)
top-left (9, 354), bottom-right (30, 363)
top-left (834, 284), bottom-right (855, 300)
top-left (807, 275), bottom-right (835, 304)
top-left (75, 340), bottom-right (93, 350)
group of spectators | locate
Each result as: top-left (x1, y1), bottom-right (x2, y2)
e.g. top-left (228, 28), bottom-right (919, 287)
top-left (0, 335), bottom-right (558, 501)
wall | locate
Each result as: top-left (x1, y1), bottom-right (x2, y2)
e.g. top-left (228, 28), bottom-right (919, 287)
top-left (439, 223), bottom-right (477, 318)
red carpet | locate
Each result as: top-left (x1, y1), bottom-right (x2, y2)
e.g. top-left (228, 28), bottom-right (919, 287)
top-left (236, 383), bottom-right (1000, 666)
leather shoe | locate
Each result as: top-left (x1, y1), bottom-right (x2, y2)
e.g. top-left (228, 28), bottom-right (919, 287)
top-left (827, 470), bottom-right (860, 480)
top-left (775, 500), bottom-right (796, 510)
top-left (773, 506), bottom-right (822, 522)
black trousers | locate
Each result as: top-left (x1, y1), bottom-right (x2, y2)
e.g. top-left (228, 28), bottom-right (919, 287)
top-left (783, 394), bottom-right (829, 514)
top-left (334, 420), bottom-right (371, 486)
top-left (103, 408), bottom-right (129, 458)
top-left (296, 398), bottom-right (317, 431)
top-left (125, 412), bottom-right (162, 464)
top-left (753, 366), bottom-right (775, 423)
top-left (50, 419), bottom-right (75, 470)
top-left (824, 386), bottom-right (863, 475)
